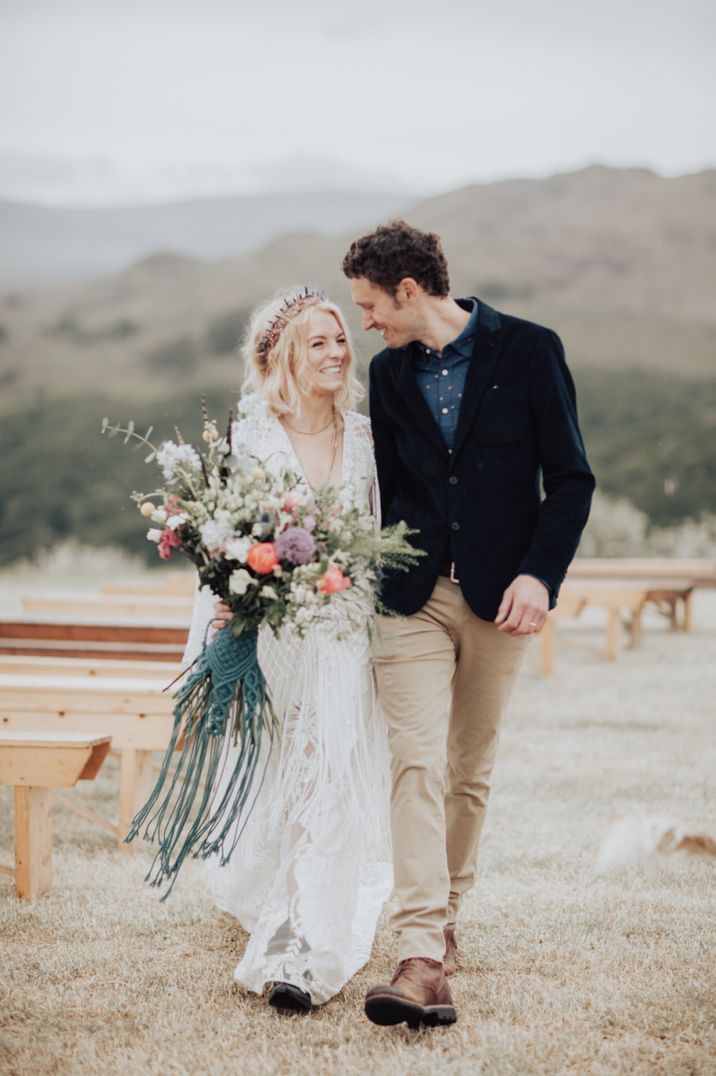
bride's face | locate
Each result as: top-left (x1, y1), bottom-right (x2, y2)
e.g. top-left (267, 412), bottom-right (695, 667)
top-left (303, 309), bottom-right (348, 397)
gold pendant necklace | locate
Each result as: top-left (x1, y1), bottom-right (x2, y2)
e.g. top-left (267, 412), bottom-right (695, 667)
top-left (283, 409), bottom-right (334, 436)
top-left (284, 409), bottom-right (341, 490)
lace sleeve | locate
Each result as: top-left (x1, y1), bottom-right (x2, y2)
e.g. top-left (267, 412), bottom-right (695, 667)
top-left (181, 579), bottom-right (216, 669)
top-left (231, 394), bottom-right (271, 464)
top-left (350, 413), bottom-right (381, 528)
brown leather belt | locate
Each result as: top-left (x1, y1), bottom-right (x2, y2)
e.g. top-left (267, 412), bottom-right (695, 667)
top-left (438, 558), bottom-right (460, 584)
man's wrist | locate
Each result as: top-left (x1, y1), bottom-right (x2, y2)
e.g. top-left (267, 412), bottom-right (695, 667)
top-left (522, 573), bottom-right (552, 599)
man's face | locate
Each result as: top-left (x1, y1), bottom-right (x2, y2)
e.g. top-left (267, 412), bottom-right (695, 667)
top-left (349, 277), bottom-right (418, 349)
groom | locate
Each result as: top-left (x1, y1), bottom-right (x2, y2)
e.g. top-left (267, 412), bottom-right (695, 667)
top-left (342, 221), bottom-right (595, 1028)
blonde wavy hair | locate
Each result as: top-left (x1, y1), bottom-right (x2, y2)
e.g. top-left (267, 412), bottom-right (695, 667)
top-left (241, 287), bottom-right (363, 418)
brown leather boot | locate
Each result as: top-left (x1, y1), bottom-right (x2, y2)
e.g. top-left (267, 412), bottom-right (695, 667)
top-left (443, 922), bottom-right (460, 977)
top-left (364, 957), bottom-right (457, 1028)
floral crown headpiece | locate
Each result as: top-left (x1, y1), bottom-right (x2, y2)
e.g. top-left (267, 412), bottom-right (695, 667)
top-left (257, 286), bottom-right (326, 360)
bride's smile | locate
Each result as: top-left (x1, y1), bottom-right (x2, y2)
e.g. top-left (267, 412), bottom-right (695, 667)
top-left (307, 308), bottom-right (348, 394)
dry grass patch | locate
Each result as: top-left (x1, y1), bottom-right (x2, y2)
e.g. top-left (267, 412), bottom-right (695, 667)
top-left (2, 598), bottom-right (715, 1074)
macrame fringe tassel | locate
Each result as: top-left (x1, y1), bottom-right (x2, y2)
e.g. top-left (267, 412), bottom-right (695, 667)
top-left (125, 627), bottom-right (275, 898)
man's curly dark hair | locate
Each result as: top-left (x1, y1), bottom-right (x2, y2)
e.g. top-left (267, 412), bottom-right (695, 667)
top-left (342, 220), bottom-right (450, 298)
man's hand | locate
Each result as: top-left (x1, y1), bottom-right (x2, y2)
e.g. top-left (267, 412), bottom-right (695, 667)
top-left (495, 575), bottom-right (549, 636)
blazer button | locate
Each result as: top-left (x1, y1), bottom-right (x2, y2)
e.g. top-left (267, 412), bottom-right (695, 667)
top-left (451, 521), bottom-right (460, 531)
top-left (448, 476), bottom-right (458, 485)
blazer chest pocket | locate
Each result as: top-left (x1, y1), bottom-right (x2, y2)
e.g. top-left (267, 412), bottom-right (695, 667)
top-left (474, 386), bottom-right (529, 445)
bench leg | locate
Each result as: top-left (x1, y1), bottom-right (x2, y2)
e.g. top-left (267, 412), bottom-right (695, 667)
top-left (628, 607), bottom-right (643, 649)
top-left (683, 592), bottom-right (694, 633)
top-left (606, 610), bottom-right (621, 661)
top-left (540, 620), bottom-right (556, 676)
top-left (14, 787), bottom-right (53, 901)
top-left (118, 749), bottom-right (155, 852)
top-left (668, 598), bottom-right (679, 631)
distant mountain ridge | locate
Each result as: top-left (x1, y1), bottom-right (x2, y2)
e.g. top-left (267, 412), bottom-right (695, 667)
top-left (1, 165), bottom-right (715, 562)
top-left (0, 190), bottom-right (415, 287)
top-left (1, 165), bottom-right (714, 417)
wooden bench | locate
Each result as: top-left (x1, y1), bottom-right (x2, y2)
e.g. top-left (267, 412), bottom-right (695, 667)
top-left (0, 617), bottom-right (187, 662)
top-left (540, 574), bottom-right (699, 674)
top-left (0, 673), bottom-right (176, 849)
top-left (103, 575), bottom-right (195, 598)
top-left (0, 655), bottom-right (182, 680)
top-left (569, 557), bottom-right (716, 583)
top-left (568, 559), bottom-right (715, 632)
top-left (22, 594), bottom-right (194, 620)
top-left (0, 731), bottom-right (111, 900)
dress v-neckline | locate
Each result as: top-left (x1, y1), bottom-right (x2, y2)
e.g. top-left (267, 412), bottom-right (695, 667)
top-left (275, 413), bottom-right (348, 492)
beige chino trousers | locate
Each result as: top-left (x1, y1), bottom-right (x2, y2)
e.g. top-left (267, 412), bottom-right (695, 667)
top-left (373, 577), bottom-right (530, 963)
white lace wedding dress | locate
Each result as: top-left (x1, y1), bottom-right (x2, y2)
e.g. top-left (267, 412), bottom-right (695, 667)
top-left (182, 397), bottom-right (392, 1005)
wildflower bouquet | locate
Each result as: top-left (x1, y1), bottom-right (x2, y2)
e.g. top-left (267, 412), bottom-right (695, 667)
top-left (101, 405), bottom-right (422, 893)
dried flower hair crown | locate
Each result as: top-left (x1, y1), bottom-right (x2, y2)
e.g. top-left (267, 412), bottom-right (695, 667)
top-left (257, 286), bottom-right (327, 360)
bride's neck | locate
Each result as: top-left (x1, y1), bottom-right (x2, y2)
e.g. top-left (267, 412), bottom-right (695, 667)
top-left (288, 394), bottom-right (336, 433)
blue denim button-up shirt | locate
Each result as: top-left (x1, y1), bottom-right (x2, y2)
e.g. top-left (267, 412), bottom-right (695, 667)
top-left (413, 299), bottom-right (478, 452)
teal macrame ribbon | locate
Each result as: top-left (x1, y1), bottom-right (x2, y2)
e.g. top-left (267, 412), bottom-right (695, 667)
top-left (125, 627), bottom-right (275, 897)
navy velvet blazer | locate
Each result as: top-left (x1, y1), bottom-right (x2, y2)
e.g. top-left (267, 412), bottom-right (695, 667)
top-left (369, 298), bottom-right (596, 620)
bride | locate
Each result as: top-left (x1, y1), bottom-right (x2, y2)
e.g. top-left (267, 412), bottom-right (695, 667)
top-left (182, 287), bottom-right (392, 1012)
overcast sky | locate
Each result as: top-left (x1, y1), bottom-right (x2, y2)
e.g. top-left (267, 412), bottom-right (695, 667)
top-left (1, 0), bottom-right (714, 205)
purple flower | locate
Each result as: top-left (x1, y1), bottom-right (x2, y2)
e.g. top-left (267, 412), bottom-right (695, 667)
top-left (275, 526), bottom-right (316, 566)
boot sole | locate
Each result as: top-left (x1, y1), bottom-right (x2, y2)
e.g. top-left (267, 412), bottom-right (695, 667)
top-left (364, 994), bottom-right (457, 1029)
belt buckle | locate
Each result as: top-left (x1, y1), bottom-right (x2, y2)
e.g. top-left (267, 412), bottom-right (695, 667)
top-left (449, 561), bottom-right (460, 585)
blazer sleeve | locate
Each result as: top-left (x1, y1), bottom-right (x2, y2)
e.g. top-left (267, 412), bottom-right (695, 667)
top-left (518, 329), bottom-right (595, 597)
top-left (368, 357), bottom-right (399, 523)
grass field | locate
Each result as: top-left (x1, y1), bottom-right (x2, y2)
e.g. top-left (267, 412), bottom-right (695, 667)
top-left (1, 596), bottom-right (715, 1075)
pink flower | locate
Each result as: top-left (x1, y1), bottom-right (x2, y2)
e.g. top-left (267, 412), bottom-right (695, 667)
top-left (316, 566), bottom-right (352, 595)
top-left (158, 528), bottom-right (182, 561)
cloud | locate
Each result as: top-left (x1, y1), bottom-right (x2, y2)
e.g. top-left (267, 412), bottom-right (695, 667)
top-left (246, 153), bottom-right (412, 194)
top-left (0, 151), bottom-right (117, 202)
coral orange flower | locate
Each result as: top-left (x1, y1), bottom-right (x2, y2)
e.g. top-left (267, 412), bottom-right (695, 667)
top-left (247, 542), bottom-right (279, 574)
top-left (317, 566), bottom-right (352, 594)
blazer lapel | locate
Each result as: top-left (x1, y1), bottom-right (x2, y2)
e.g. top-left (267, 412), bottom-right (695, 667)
top-left (395, 346), bottom-right (450, 458)
top-left (451, 301), bottom-right (503, 463)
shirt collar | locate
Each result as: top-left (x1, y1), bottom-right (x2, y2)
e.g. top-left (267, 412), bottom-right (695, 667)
top-left (416, 298), bottom-right (478, 358)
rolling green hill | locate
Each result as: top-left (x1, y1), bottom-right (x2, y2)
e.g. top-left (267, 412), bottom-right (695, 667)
top-left (1, 165), bottom-right (714, 564)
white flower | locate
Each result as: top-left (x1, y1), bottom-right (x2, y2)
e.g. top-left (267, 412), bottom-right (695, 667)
top-left (260, 585), bottom-right (278, 600)
top-left (225, 536), bottom-right (253, 562)
top-left (155, 441), bottom-right (202, 481)
top-left (229, 569), bottom-right (253, 596)
top-left (146, 528), bottom-right (162, 543)
top-left (165, 513), bottom-right (186, 531)
top-left (199, 519), bottom-right (234, 551)
top-left (151, 508), bottom-right (168, 524)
